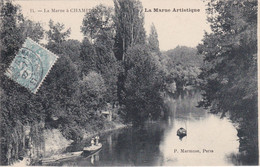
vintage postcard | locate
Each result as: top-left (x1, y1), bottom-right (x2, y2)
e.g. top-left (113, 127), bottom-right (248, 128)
top-left (0, 0), bottom-right (258, 166)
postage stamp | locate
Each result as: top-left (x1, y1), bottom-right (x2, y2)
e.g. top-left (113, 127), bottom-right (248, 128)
top-left (5, 38), bottom-right (58, 94)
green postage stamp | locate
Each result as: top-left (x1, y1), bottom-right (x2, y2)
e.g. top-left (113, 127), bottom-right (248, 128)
top-left (5, 38), bottom-right (58, 94)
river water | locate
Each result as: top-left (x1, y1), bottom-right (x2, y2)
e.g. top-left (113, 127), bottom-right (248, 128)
top-left (46, 90), bottom-right (241, 166)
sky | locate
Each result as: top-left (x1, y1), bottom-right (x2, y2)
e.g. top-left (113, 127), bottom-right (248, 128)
top-left (14, 0), bottom-right (211, 51)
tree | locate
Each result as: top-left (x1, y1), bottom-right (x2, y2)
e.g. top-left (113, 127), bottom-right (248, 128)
top-left (113, 0), bottom-right (146, 61)
top-left (148, 23), bottom-right (159, 53)
top-left (123, 45), bottom-right (166, 125)
top-left (81, 5), bottom-right (119, 104)
top-left (58, 39), bottom-right (81, 62)
top-left (46, 19), bottom-right (71, 54)
top-left (79, 37), bottom-right (96, 76)
top-left (81, 4), bottom-right (114, 42)
top-left (39, 54), bottom-right (79, 125)
top-left (0, 1), bottom-right (24, 70)
top-left (19, 19), bottom-right (44, 43)
top-left (198, 0), bottom-right (257, 164)
top-left (113, 0), bottom-right (147, 104)
top-left (78, 71), bottom-right (107, 111)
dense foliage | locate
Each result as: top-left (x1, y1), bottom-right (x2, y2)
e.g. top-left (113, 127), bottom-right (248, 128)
top-left (2, 0), bottom-right (257, 165)
top-left (123, 45), bottom-right (166, 125)
top-left (1, 0), bottom-right (256, 165)
top-left (0, 0), bottom-right (175, 164)
top-left (0, 1), bottom-right (46, 164)
top-left (197, 0), bottom-right (258, 164)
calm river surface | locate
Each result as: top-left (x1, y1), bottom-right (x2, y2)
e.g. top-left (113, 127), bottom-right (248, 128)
top-left (47, 90), bottom-right (240, 166)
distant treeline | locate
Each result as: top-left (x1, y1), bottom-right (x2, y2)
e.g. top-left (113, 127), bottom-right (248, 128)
top-left (0, 0), bottom-right (202, 165)
top-left (163, 46), bottom-right (203, 90)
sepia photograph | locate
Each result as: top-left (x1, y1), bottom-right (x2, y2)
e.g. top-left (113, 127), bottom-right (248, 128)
top-left (0, 0), bottom-right (258, 166)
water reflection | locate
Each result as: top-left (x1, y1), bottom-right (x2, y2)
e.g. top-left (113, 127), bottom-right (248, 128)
top-left (160, 90), bottom-right (240, 165)
top-left (90, 150), bottom-right (100, 165)
top-left (46, 90), bottom-right (241, 166)
top-left (159, 115), bottom-right (239, 165)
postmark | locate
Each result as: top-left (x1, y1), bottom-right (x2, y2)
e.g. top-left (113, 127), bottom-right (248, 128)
top-left (5, 38), bottom-right (58, 94)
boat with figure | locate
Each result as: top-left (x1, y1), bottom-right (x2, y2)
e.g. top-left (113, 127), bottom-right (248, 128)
top-left (83, 143), bottom-right (102, 156)
top-left (177, 127), bottom-right (187, 137)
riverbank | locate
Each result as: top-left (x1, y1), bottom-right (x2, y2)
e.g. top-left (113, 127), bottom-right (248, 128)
top-left (44, 129), bottom-right (74, 157)
top-left (39, 122), bottom-right (127, 165)
top-left (11, 122), bottom-right (127, 166)
top-left (82, 122), bottom-right (127, 139)
top-left (44, 122), bottom-right (127, 157)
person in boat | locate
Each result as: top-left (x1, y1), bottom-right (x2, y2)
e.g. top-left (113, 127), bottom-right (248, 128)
top-left (95, 136), bottom-right (100, 145)
top-left (91, 138), bottom-right (95, 146)
top-left (177, 127), bottom-right (187, 136)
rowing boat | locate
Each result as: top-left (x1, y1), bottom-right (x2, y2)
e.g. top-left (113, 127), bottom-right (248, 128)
top-left (83, 143), bottom-right (102, 155)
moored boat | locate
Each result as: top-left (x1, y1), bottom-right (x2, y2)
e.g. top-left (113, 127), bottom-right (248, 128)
top-left (41, 151), bottom-right (83, 164)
